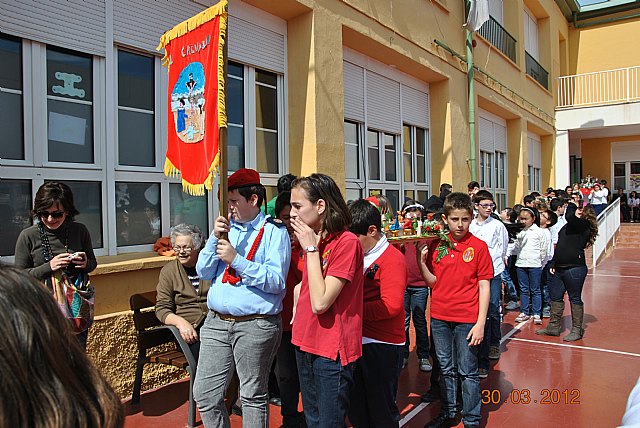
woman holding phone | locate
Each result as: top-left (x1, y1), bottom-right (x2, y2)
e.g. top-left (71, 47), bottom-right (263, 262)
top-left (14, 181), bottom-right (97, 349)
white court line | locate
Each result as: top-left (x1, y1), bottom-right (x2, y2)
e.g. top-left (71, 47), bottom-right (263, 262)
top-left (398, 320), bottom-right (530, 426)
top-left (508, 337), bottom-right (640, 358)
top-left (587, 273), bottom-right (640, 279)
top-left (399, 402), bottom-right (431, 426)
top-left (500, 319), bottom-right (531, 344)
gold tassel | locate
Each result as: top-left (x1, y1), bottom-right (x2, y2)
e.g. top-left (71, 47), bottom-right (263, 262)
top-left (157, 0), bottom-right (228, 51)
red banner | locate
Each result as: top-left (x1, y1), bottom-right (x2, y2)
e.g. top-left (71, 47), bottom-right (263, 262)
top-left (158, 1), bottom-right (227, 195)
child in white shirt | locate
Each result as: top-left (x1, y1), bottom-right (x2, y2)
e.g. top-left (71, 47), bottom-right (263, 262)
top-left (514, 207), bottom-right (549, 325)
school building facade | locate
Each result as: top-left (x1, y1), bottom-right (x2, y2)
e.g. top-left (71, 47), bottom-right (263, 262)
top-left (1, 0), bottom-right (639, 396)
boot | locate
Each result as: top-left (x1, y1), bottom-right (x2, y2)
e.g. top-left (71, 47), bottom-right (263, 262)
top-left (563, 303), bottom-right (584, 342)
top-left (536, 301), bottom-right (564, 336)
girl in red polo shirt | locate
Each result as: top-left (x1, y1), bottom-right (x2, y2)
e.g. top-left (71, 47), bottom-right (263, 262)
top-left (290, 173), bottom-right (364, 428)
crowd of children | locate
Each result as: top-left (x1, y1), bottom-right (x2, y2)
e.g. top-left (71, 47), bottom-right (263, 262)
top-left (170, 169), bottom-right (602, 428)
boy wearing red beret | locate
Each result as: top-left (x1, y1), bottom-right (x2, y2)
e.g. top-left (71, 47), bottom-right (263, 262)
top-left (195, 168), bottom-right (291, 427)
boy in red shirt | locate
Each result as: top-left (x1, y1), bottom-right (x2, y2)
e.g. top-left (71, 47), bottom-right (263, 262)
top-left (418, 193), bottom-right (492, 428)
top-left (347, 199), bottom-right (407, 427)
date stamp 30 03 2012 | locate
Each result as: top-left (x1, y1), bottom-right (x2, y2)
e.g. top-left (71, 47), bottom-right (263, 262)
top-left (481, 389), bottom-right (581, 405)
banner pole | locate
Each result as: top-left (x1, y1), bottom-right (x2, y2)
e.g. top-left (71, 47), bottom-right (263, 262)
top-left (219, 2), bottom-right (229, 239)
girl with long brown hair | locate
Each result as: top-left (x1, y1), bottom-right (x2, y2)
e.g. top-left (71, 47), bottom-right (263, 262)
top-left (536, 200), bottom-right (598, 341)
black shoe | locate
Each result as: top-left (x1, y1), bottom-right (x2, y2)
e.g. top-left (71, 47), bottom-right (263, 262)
top-left (231, 404), bottom-right (242, 416)
top-left (420, 390), bottom-right (441, 403)
top-left (425, 413), bottom-right (461, 428)
top-left (269, 396), bottom-right (282, 406)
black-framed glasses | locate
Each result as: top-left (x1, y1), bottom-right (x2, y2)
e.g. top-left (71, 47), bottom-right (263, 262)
top-left (478, 203), bottom-right (496, 209)
top-left (38, 210), bottom-right (66, 219)
top-left (173, 246), bottom-right (193, 253)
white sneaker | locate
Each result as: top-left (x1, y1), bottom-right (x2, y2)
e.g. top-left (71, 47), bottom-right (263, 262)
top-left (533, 315), bottom-right (543, 325)
top-left (515, 313), bottom-right (531, 323)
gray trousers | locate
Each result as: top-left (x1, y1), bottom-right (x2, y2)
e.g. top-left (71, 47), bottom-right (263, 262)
top-left (194, 312), bottom-right (281, 428)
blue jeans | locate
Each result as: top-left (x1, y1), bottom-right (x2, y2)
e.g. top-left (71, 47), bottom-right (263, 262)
top-left (550, 266), bottom-right (588, 305)
top-left (296, 349), bottom-right (356, 428)
top-left (517, 267), bottom-right (543, 316)
top-left (478, 275), bottom-right (502, 370)
top-left (194, 313), bottom-right (281, 428)
top-left (431, 318), bottom-right (481, 427)
top-left (404, 286), bottom-right (429, 359)
top-left (501, 266), bottom-right (518, 302)
top-left (541, 260), bottom-right (553, 307)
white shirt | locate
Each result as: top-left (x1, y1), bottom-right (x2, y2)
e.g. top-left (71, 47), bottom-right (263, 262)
top-left (590, 189), bottom-right (608, 205)
top-left (514, 224), bottom-right (549, 268)
top-left (629, 197), bottom-right (640, 208)
top-left (470, 215), bottom-right (508, 276)
top-left (541, 228), bottom-right (553, 265)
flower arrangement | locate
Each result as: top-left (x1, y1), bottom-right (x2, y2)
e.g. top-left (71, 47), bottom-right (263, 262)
top-left (421, 218), bottom-right (454, 262)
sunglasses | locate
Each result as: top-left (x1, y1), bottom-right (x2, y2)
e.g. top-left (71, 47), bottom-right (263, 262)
top-left (38, 210), bottom-right (66, 219)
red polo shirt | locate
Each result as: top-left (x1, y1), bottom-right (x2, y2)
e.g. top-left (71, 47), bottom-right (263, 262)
top-left (426, 232), bottom-right (493, 323)
top-left (292, 230), bottom-right (364, 366)
top-left (281, 242), bottom-right (304, 332)
top-left (363, 244), bottom-right (407, 343)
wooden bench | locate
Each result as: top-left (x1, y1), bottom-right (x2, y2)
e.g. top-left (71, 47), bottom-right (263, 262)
top-left (130, 291), bottom-right (198, 428)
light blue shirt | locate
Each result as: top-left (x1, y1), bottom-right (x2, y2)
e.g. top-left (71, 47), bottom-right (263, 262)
top-left (196, 211), bottom-right (291, 316)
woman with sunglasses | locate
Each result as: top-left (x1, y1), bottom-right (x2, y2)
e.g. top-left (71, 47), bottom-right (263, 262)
top-left (14, 182), bottom-right (96, 348)
top-left (289, 173), bottom-right (364, 427)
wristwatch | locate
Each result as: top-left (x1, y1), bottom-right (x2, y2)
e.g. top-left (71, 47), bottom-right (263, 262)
top-left (304, 245), bottom-right (318, 253)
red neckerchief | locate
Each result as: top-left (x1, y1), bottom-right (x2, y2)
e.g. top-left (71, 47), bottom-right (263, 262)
top-left (222, 221), bottom-right (267, 285)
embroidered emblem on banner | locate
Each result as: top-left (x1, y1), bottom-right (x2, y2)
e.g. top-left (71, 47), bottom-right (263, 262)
top-left (462, 247), bottom-right (475, 263)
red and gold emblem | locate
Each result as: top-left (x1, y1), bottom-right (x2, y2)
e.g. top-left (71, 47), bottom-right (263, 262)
top-left (462, 247), bottom-right (475, 263)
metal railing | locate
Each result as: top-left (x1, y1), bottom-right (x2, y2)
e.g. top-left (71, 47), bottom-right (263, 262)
top-left (592, 198), bottom-right (620, 268)
top-left (557, 66), bottom-right (640, 108)
top-left (478, 16), bottom-right (517, 63)
top-left (525, 51), bottom-right (549, 90)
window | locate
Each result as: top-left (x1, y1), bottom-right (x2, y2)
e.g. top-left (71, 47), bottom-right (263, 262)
top-left (368, 130), bottom-right (381, 180)
top-left (528, 165), bottom-right (541, 193)
top-left (402, 124), bottom-right (430, 205)
top-left (46, 47), bottom-right (94, 164)
top-left (1, 35), bottom-right (286, 258)
top-left (0, 180), bottom-right (31, 256)
top-left (228, 62), bottom-right (245, 171)
top-left (49, 180), bottom-right (103, 249)
top-left (115, 182), bottom-right (161, 246)
top-left (227, 61), bottom-right (284, 177)
top-left (523, 8), bottom-right (539, 60)
top-left (345, 121), bottom-right (361, 180)
top-left (613, 162), bottom-right (626, 190)
top-left (255, 69), bottom-right (279, 174)
top-left (170, 184), bottom-right (208, 234)
top-left (368, 129), bottom-right (401, 210)
top-left (118, 50), bottom-right (155, 167)
top-left (0, 34), bottom-right (23, 160)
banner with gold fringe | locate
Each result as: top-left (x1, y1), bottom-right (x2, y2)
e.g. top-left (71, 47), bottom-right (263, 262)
top-left (157, 0), bottom-right (227, 196)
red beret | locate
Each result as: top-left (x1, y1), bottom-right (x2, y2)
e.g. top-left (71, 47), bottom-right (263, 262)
top-left (365, 196), bottom-right (380, 207)
top-left (228, 168), bottom-right (261, 191)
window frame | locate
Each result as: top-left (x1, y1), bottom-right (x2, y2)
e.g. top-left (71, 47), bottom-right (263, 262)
top-left (0, 38), bottom-right (288, 259)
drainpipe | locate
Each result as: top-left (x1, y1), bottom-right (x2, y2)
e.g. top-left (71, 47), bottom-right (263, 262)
top-left (465, 0), bottom-right (477, 181)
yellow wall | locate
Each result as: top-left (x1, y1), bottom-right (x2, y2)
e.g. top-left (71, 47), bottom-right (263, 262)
top-left (581, 135), bottom-right (640, 183)
top-left (569, 18), bottom-right (640, 74)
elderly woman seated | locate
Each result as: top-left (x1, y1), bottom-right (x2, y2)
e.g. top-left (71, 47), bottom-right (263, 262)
top-left (155, 223), bottom-right (239, 413)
